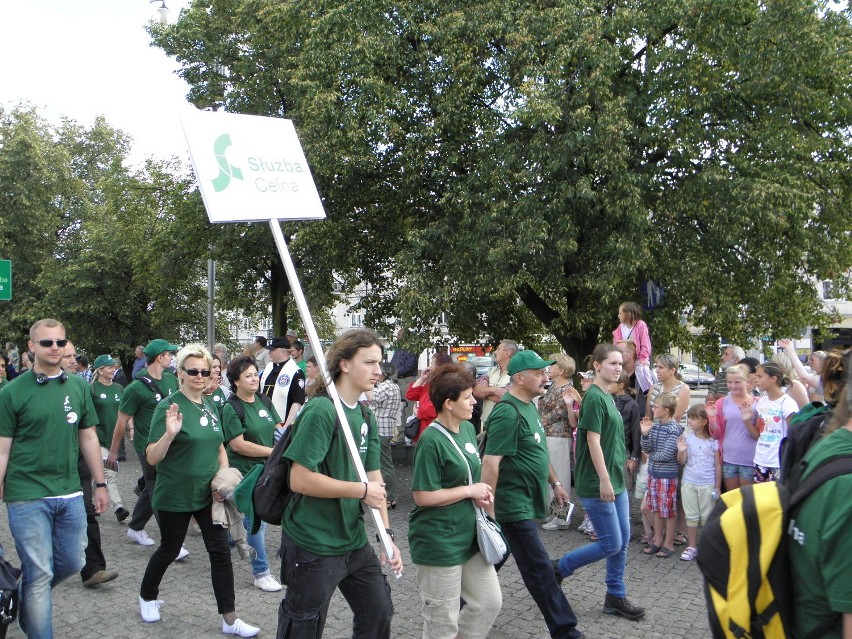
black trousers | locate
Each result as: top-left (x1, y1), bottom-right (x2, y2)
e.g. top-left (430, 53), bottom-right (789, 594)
top-left (78, 456), bottom-right (106, 581)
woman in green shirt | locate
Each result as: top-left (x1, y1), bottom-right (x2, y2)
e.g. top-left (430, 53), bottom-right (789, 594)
top-left (409, 363), bottom-right (501, 639)
top-left (0, 350), bottom-right (8, 392)
top-left (90, 354), bottom-right (128, 522)
top-left (139, 344), bottom-right (260, 637)
top-left (204, 354), bottom-right (229, 419)
top-left (223, 355), bottom-right (283, 593)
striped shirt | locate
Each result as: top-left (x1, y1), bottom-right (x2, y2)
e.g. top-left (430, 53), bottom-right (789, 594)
top-left (369, 379), bottom-right (401, 438)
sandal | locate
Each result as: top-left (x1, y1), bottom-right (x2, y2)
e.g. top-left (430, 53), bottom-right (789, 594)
top-left (588, 532), bottom-right (599, 541)
top-left (655, 547), bottom-right (674, 559)
top-left (680, 546), bottom-right (698, 561)
top-left (638, 533), bottom-right (654, 545)
top-left (642, 544), bottom-right (661, 555)
top-left (673, 531), bottom-right (688, 546)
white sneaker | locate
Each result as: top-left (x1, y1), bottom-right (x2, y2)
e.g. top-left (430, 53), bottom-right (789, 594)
top-left (222, 618), bottom-right (260, 637)
top-left (176, 546), bottom-right (189, 561)
top-left (253, 574), bottom-right (282, 592)
top-left (542, 518), bottom-right (570, 531)
top-left (139, 596), bottom-right (164, 622)
top-left (128, 528), bottom-right (155, 546)
top-left (577, 519), bottom-right (590, 533)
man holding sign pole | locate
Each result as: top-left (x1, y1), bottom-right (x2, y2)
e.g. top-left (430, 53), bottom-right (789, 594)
top-left (277, 329), bottom-right (401, 638)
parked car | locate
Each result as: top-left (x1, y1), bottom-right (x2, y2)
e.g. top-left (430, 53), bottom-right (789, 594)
top-left (681, 363), bottom-right (715, 388)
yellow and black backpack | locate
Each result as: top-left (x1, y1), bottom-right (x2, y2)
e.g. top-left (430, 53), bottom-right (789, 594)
top-left (697, 456), bottom-right (852, 639)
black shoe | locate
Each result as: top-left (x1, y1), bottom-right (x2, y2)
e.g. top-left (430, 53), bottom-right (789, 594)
top-left (552, 559), bottom-right (564, 586)
top-left (115, 507), bottom-right (130, 523)
top-left (603, 594), bottom-right (645, 620)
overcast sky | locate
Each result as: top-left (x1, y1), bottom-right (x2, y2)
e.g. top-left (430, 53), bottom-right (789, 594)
top-left (0, 0), bottom-right (194, 164)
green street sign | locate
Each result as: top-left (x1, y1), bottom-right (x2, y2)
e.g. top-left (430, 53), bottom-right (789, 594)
top-left (0, 260), bottom-right (11, 301)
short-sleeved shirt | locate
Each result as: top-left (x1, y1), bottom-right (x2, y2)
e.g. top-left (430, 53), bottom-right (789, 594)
top-left (119, 369), bottom-right (178, 455)
top-left (788, 427), bottom-right (852, 639)
top-left (282, 397), bottom-right (380, 555)
top-left (222, 394), bottom-right (282, 476)
top-left (207, 387), bottom-right (228, 420)
top-left (682, 431), bottom-right (719, 486)
top-left (484, 394), bottom-right (550, 522)
top-left (0, 372), bottom-right (98, 501)
top-left (91, 380), bottom-right (123, 449)
top-left (409, 421), bottom-right (480, 566)
top-left (539, 382), bottom-right (572, 438)
top-left (753, 394), bottom-right (798, 468)
top-left (148, 391), bottom-right (224, 512)
top-left (574, 383), bottom-right (627, 498)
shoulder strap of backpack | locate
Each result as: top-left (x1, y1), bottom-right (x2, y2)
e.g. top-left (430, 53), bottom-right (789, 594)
top-left (789, 454), bottom-right (852, 510)
top-left (256, 391), bottom-right (274, 412)
top-left (136, 374), bottom-right (163, 399)
top-left (226, 394), bottom-right (246, 423)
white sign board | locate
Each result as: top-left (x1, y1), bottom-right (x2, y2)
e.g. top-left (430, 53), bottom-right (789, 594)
top-left (181, 109), bottom-right (325, 223)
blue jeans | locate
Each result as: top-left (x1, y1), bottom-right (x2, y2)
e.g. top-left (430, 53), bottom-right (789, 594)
top-left (277, 532), bottom-right (393, 638)
top-left (7, 496), bottom-right (87, 639)
top-left (499, 519), bottom-right (582, 639)
top-left (557, 490), bottom-right (630, 598)
top-left (244, 515), bottom-right (269, 577)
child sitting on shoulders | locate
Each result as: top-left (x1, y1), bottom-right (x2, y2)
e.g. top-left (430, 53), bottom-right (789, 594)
top-left (676, 404), bottom-right (721, 561)
top-left (640, 393), bottom-right (681, 558)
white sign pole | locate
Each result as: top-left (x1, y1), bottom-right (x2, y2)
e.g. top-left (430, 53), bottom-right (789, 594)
top-left (268, 220), bottom-right (397, 571)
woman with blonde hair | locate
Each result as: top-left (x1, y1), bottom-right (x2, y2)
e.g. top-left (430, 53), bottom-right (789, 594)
top-left (539, 353), bottom-right (581, 530)
top-left (139, 343), bottom-right (259, 637)
top-left (707, 364), bottom-right (759, 491)
top-left (644, 354), bottom-right (690, 425)
top-left (770, 350), bottom-right (810, 409)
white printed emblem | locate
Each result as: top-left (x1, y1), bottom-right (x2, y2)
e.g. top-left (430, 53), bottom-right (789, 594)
top-left (298, 379), bottom-right (304, 388)
top-left (64, 396), bottom-right (71, 407)
top-left (277, 374), bottom-right (290, 387)
top-left (155, 394), bottom-right (162, 401)
top-left (464, 443), bottom-right (477, 454)
top-left (534, 432), bottom-right (541, 444)
top-left (258, 410), bottom-right (269, 418)
top-left (66, 412), bottom-right (78, 424)
top-left (200, 416), bottom-right (209, 427)
top-left (360, 422), bottom-right (368, 446)
top-left (100, 393), bottom-right (107, 399)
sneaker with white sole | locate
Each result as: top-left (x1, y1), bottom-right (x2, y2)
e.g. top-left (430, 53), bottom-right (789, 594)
top-left (127, 528), bottom-right (155, 546)
top-left (176, 546), bottom-right (189, 561)
top-left (222, 618), bottom-right (260, 637)
top-left (139, 596), bottom-right (164, 622)
top-left (542, 518), bottom-right (570, 531)
top-left (253, 574), bottom-right (282, 592)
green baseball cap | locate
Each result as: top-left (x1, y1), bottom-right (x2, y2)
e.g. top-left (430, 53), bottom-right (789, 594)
top-left (507, 350), bottom-right (555, 376)
top-left (143, 339), bottom-right (180, 358)
top-left (92, 354), bottom-right (118, 369)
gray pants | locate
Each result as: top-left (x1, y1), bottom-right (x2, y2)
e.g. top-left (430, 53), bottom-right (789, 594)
top-left (128, 450), bottom-right (160, 531)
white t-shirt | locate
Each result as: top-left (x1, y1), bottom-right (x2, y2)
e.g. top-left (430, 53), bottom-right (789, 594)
top-left (753, 394), bottom-right (798, 468)
top-left (683, 431), bottom-right (719, 486)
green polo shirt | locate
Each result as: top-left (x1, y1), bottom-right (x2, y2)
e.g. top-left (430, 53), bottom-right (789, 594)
top-left (92, 380), bottom-right (123, 449)
top-left (148, 392), bottom-right (224, 512)
top-left (223, 394), bottom-right (282, 476)
top-left (484, 394), bottom-right (550, 522)
top-left (118, 369), bottom-right (178, 454)
top-left (409, 421), bottom-right (480, 566)
top-left (0, 372), bottom-right (98, 501)
top-left (207, 387), bottom-right (228, 420)
top-left (574, 383), bottom-right (626, 498)
top-left (282, 397), bottom-right (380, 555)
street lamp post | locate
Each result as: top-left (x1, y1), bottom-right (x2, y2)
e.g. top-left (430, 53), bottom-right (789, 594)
top-left (149, 0), bottom-right (169, 24)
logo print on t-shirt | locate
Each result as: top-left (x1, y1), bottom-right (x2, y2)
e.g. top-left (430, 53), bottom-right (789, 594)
top-left (258, 410), bottom-right (269, 418)
top-left (66, 411), bottom-right (78, 424)
top-left (63, 396), bottom-right (71, 411)
top-left (100, 393), bottom-right (107, 399)
top-left (533, 432), bottom-right (541, 444)
top-left (360, 422), bottom-right (368, 446)
top-left (277, 374), bottom-right (290, 387)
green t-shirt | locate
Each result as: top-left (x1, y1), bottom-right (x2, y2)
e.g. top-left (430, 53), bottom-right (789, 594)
top-left (484, 394), bottom-right (550, 522)
top-left (296, 360), bottom-right (307, 374)
top-left (409, 421), bottom-right (480, 566)
top-left (0, 378), bottom-right (8, 393)
top-left (788, 427), bottom-right (852, 639)
top-left (282, 397), bottom-right (380, 555)
top-left (223, 394), bottom-right (282, 476)
top-left (148, 392), bottom-right (224, 512)
top-left (574, 383), bottom-right (626, 498)
top-left (0, 372), bottom-right (98, 501)
top-left (91, 380), bottom-right (123, 449)
top-left (118, 369), bottom-right (178, 454)
top-left (207, 387), bottom-right (228, 420)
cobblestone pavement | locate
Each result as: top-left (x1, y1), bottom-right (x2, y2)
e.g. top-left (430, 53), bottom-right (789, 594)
top-left (1, 389), bottom-right (713, 638)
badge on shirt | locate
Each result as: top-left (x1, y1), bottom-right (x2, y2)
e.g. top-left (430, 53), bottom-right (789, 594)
top-left (360, 422), bottom-right (368, 447)
top-left (67, 412), bottom-right (78, 424)
top-left (277, 374), bottom-right (290, 387)
top-left (100, 393), bottom-right (107, 399)
top-left (258, 410), bottom-right (269, 418)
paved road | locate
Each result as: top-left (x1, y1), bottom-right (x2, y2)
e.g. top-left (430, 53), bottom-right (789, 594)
top-left (0, 388), bottom-right (712, 638)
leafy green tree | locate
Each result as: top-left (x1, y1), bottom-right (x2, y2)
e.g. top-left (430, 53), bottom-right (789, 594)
top-left (152, 0), bottom-right (852, 362)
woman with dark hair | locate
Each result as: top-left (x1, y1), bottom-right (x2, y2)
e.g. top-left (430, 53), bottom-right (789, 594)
top-left (140, 344), bottom-right (259, 636)
top-left (277, 328), bottom-right (402, 639)
top-left (409, 363), bottom-right (501, 638)
top-left (554, 344), bottom-right (645, 622)
top-left (367, 361), bottom-right (400, 509)
top-left (205, 353), bottom-right (229, 418)
top-left (406, 351), bottom-right (453, 442)
top-left (0, 350), bottom-right (9, 391)
top-left (747, 362), bottom-right (798, 483)
top-left (222, 355), bottom-right (283, 593)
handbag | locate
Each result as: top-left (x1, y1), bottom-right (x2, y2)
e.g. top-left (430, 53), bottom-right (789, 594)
top-left (0, 552), bottom-right (21, 638)
top-left (429, 422), bottom-right (509, 565)
top-left (404, 415), bottom-right (421, 440)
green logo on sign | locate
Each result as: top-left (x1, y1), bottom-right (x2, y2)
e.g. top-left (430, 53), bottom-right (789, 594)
top-left (212, 134), bottom-right (243, 192)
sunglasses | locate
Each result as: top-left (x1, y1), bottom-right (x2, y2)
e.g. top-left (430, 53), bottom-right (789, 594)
top-left (37, 339), bottom-right (69, 348)
top-left (182, 367), bottom-right (211, 377)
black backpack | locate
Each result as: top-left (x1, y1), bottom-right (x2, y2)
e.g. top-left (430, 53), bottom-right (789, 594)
top-left (0, 554), bottom-right (21, 638)
top-left (226, 392), bottom-right (274, 424)
top-left (251, 395), bottom-right (370, 533)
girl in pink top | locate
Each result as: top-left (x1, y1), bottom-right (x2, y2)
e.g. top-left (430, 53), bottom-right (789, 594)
top-left (612, 302), bottom-right (651, 365)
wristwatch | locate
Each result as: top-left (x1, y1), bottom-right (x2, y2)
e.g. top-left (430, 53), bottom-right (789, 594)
top-left (550, 481), bottom-right (562, 489)
top-left (95, 482), bottom-right (107, 488)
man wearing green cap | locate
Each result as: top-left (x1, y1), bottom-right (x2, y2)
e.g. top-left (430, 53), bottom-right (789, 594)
top-left (481, 350), bottom-right (583, 639)
top-left (107, 339), bottom-right (180, 549)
